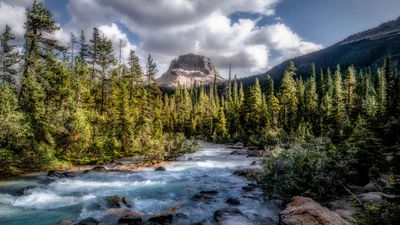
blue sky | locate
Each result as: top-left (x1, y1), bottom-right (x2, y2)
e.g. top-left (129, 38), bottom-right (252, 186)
top-left (1, 0), bottom-right (399, 77)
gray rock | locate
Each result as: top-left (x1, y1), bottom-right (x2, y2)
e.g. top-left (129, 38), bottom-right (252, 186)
top-left (47, 170), bottom-right (66, 178)
top-left (78, 217), bottom-right (99, 225)
top-left (105, 195), bottom-right (122, 208)
top-left (157, 53), bottom-right (224, 87)
top-left (359, 192), bottom-right (396, 203)
top-left (226, 198), bottom-right (240, 206)
top-left (155, 166), bottom-right (166, 171)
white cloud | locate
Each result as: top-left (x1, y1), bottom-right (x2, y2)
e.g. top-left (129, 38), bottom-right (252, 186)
top-left (0, 2), bottom-right (26, 39)
top-left (0, 0), bottom-right (324, 78)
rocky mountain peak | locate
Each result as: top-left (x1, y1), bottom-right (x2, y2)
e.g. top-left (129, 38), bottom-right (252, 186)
top-left (157, 53), bottom-right (225, 87)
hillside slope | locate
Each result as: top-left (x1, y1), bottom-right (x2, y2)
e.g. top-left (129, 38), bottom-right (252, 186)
top-left (240, 16), bottom-right (400, 87)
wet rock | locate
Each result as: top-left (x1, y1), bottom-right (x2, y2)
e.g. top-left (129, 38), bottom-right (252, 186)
top-left (148, 214), bottom-right (173, 224)
top-left (188, 158), bottom-right (193, 161)
top-left (155, 166), bottom-right (166, 171)
top-left (105, 195), bottom-right (122, 208)
top-left (78, 217), bottom-right (99, 225)
top-left (226, 198), bottom-right (241, 206)
top-left (199, 190), bottom-right (218, 196)
top-left (191, 194), bottom-right (213, 201)
top-left (107, 208), bottom-right (131, 215)
top-left (279, 196), bottom-right (349, 225)
top-left (233, 169), bottom-right (257, 177)
top-left (242, 186), bottom-right (254, 192)
top-left (56, 220), bottom-right (74, 225)
top-left (359, 192), bottom-right (396, 203)
top-left (62, 171), bottom-right (76, 178)
top-left (247, 152), bottom-right (258, 158)
top-left (18, 185), bottom-right (38, 195)
top-left (92, 166), bottom-right (107, 172)
top-left (250, 161), bottom-right (257, 166)
top-left (165, 203), bottom-right (185, 213)
top-left (214, 208), bottom-right (247, 224)
top-left (174, 213), bottom-right (188, 219)
top-left (328, 196), bottom-right (356, 221)
top-left (47, 170), bottom-right (66, 178)
top-left (122, 197), bottom-right (132, 208)
top-left (244, 213), bottom-right (277, 225)
top-left (230, 150), bottom-right (247, 155)
top-left (228, 142), bottom-right (244, 149)
top-left (117, 215), bottom-right (142, 225)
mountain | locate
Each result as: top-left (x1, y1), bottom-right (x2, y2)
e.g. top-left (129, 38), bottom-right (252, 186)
top-left (239, 16), bottom-right (400, 87)
top-left (157, 53), bottom-right (225, 87)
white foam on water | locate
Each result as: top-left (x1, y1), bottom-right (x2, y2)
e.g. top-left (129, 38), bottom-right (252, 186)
top-left (13, 191), bottom-right (96, 209)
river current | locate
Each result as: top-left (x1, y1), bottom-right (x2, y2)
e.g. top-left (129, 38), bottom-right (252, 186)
top-left (0, 142), bottom-right (279, 225)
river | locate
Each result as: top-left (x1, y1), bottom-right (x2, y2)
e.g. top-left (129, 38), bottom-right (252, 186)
top-left (0, 141), bottom-right (280, 225)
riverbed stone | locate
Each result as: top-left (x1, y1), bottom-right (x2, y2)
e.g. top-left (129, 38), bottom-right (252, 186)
top-left (155, 166), bottom-right (166, 171)
top-left (228, 142), bottom-right (244, 149)
top-left (122, 197), bottom-right (132, 207)
top-left (92, 166), bottom-right (107, 172)
top-left (105, 195), bottom-right (122, 208)
top-left (47, 170), bottom-right (66, 178)
top-left (214, 208), bottom-right (251, 225)
top-left (226, 198), bottom-right (241, 206)
top-left (62, 171), bottom-right (76, 178)
top-left (78, 217), bottom-right (99, 225)
top-left (148, 214), bottom-right (173, 224)
top-left (250, 161), bottom-right (257, 166)
top-left (279, 196), bottom-right (350, 225)
top-left (117, 215), bottom-right (142, 225)
top-left (56, 220), bottom-right (74, 225)
top-left (233, 169), bottom-right (257, 177)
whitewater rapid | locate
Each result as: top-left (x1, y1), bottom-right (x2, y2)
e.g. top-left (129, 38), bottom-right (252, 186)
top-left (0, 142), bottom-right (279, 225)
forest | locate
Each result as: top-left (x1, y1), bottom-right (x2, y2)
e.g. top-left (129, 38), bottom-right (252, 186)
top-left (1, 2), bottom-right (400, 224)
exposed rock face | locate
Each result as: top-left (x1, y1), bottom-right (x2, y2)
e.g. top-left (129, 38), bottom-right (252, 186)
top-left (157, 53), bottom-right (224, 87)
top-left (279, 196), bottom-right (350, 225)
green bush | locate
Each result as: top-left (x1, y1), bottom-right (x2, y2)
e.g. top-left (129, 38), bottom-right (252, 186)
top-left (257, 137), bottom-right (355, 202)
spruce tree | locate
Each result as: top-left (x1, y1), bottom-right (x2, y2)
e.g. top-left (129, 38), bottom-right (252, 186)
top-left (305, 63), bottom-right (318, 119)
top-left (279, 60), bottom-right (298, 129)
top-left (0, 25), bottom-right (19, 85)
top-left (79, 30), bottom-right (89, 64)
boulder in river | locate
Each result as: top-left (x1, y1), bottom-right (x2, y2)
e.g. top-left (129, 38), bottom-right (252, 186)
top-left (122, 197), bottom-right (132, 207)
top-left (226, 198), bottom-right (241, 206)
top-left (56, 220), bottom-right (74, 225)
top-left (214, 208), bottom-right (249, 224)
top-left (233, 169), bottom-right (258, 177)
top-left (250, 161), bottom-right (257, 166)
top-left (228, 142), bottom-right (244, 149)
top-left (155, 166), bottom-right (166, 171)
top-left (117, 214), bottom-right (142, 225)
top-left (199, 190), bottom-right (218, 196)
top-left (62, 171), bottom-right (76, 178)
top-left (78, 217), bottom-right (99, 225)
top-left (47, 170), bottom-right (66, 178)
top-left (279, 196), bottom-right (350, 225)
top-left (106, 195), bottom-right (122, 208)
top-left (148, 214), bottom-right (173, 224)
top-left (92, 166), bottom-right (107, 172)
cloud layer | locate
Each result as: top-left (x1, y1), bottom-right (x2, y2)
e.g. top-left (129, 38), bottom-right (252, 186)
top-left (0, 0), bottom-right (323, 77)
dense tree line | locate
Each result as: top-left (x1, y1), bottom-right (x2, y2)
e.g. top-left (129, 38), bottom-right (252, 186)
top-left (0, 1), bottom-right (195, 177)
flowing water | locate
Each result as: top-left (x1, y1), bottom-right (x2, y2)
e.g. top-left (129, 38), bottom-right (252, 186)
top-left (0, 142), bottom-right (280, 225)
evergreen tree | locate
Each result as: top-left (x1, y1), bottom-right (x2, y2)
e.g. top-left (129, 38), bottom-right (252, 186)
top-left (376, 68), bottom-right (387, 115)
top-left (305, 63), bottom-right (318, 119)
top-left (343, 66), bottom-right (356, 115)
top-left (279, 60), bottom-right (298, 129)
top-left (0, 25), bottom-right (19, 85)
top-left (79, 30), bottom-right (89, 64)
top-left (332, 65), bottom-right (345, 135)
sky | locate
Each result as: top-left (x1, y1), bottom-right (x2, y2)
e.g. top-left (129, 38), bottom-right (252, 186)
top-left (1, 0), bottom-right (399, 78)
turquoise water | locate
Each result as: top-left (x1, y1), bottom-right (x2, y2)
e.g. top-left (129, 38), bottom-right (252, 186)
top-left (0, 142), bottom-right (279, 225)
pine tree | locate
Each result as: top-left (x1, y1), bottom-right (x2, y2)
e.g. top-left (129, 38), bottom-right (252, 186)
top-left (0, 25), bottom-right (19, 85)
top-left (19, 0), bottom-right (64, 101)
top-left (376, 68), bottom-right (387, 115)
top-left (70, 32), bottom-right (77, 67)
top-left (89, 27), bottom-right (101, 79)
top-left (279, 60), bottom-right (298, 129)
top-left (332, 64), bottom-right (345, 135)
top-left (241, 78), bottom-right (262, 134)
top-left (304, 63), bottom-right (318, 119)
top-left (343, 66), bottom-right (356, 114)
top-left (79, 30), bottom-right (89, 64)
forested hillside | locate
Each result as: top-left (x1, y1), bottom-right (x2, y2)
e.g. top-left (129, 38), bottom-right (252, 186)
top-left (239, 17), bottom-right (400, 88)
